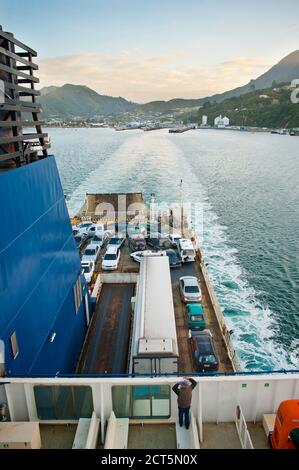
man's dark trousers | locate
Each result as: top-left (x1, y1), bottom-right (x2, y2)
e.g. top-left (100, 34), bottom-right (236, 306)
top-left (179, 407), bottom-right (190, 429)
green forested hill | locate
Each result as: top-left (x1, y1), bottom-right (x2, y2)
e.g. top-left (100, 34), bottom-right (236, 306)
top-left (39, 84), bottom-right (138, 118)
top-left (184, 84), bottom-right (299, 128)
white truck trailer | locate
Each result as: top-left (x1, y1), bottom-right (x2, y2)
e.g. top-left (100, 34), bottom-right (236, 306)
top-left (130, 256), bottom-right (179, 374)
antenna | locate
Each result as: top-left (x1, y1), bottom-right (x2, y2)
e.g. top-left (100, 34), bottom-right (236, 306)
top-left (180, 179), bottom-right (184, 236)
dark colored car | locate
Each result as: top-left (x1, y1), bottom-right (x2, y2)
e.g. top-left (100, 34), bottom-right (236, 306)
top-left (147, 233), bottom-right (171, 250)
top-left (191, 330), bottom-right (219, 372)
top-left (165, 249), bottom-right (182, 268)
top-left (128, 234), bottom-right (147, 252)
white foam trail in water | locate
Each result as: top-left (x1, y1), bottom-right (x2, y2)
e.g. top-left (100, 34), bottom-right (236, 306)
top-left (196, 197), bottom-right (298, 371)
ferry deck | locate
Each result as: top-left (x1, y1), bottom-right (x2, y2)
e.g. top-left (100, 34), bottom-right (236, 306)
top-left (76, 237), bottom-right (234, 375)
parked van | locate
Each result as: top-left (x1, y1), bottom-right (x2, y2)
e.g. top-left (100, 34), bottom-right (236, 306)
top-left (178, 239), bottom-right (196, 263)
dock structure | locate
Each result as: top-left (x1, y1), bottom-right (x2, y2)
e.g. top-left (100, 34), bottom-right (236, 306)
top-left (169, 127), bottom-right (194, 134)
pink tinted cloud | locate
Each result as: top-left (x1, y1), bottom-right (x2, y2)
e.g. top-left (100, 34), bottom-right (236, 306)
top-left (37, 52), bottom-right (270, 102)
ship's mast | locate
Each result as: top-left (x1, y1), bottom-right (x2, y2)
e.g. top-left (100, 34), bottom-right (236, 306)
top-left (180, 179), bottom-right (184, 236)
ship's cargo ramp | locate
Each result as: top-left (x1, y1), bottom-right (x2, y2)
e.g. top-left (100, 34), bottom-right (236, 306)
top-left (77, 282), bottom-right (135, 374)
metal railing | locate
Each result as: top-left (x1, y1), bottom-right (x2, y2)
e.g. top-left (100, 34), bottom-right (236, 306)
top-left (235, 404), bottom-right (254, 449)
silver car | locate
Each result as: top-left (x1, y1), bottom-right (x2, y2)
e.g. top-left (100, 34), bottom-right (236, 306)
top-left (179, 276), bottom-right (201, 303)
top-left (82, 244), bottom-right (100, 264)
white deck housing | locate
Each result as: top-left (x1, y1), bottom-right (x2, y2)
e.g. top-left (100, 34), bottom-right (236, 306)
top-left (130, 256), bottom-right (179, 374)
top-left (1, 372), bottom-right (299, 449)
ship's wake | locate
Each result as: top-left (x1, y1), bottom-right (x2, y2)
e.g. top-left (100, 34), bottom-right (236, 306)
top-left (67, 130), bottom-right (298, 372)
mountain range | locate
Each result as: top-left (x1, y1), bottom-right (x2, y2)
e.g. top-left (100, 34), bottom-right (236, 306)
top-left (39, 84), bottom-right (138, 118)
top-left (39, 50), bottom-right (299, 119)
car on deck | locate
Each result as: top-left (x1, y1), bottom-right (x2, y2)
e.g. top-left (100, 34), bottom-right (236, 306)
top-left (191, 330), bottom-right (219, 372)
top-left (186, 304), bottom-right (206, 331)
top-left (107, 236), bottom-right (126, 249)
top-left (77, 221), bottom-right (94, 234)
top-left (165, 249), bottom-right (182, 268)
top-left (74, 232), bottom-right (88, 250)
top-left (179, 276), bottom-right (201, 303)
top-left (82, 244), bottom-right (101, 263)
top-left (147, 233), bottom-right (172, 250)
top-left (128, 234), bottom-right (147, 252)
top-left (86, 223), bottom-right (105, 238)
top-left (102, 246), bottom-right (121, 271)
top-left (81, 260), bottom-right (95, 284)
top-left (91, 232), bottom-right (109, 249)
top-left (168, 233), bottom-right (181, 249)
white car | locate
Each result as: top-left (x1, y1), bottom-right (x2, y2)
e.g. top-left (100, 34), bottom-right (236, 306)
top-left (87, 223), bottom-right (105, 238)
top-left (130, 250), bottom-right (166, 263)
top-left (91, 232), bottom-right (108, 248)
top-left (81, 260), bottom-right (95, 284)
top-left (179, 276), bottom-right (202, 303)
top-left (82, 244), bottom-right (100, 263)
top-left (102, 246), bottom-right (120, 271)
top-left (169, 233), bottom-right (181, 248)
top-left (108, 236), bottom-right (126, 249)
top-left (77, 221), bottom-right (94, 234)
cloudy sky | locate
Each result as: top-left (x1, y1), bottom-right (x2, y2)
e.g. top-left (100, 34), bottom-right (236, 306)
top-left (2, 0), bottom-right (299, 102)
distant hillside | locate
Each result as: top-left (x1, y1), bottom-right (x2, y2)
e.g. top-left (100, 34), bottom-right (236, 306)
top-left (38, 84), bottom-right (139, 118)
top-left (137, 98), bottom-right (204, 114)
top-left (137, 50), bottom-right (299, 114)
top-left (183, 84), bottom-right (299, 128)
top-left (40, 86), bottom-right (59, 96)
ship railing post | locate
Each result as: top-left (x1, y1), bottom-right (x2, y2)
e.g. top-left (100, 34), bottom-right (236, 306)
top-left (198, 382), bottom-right (203, 443)
top-left (100, 383), bottom-right (105, 444)
top-left (24, 383), bottom-right (38, 421)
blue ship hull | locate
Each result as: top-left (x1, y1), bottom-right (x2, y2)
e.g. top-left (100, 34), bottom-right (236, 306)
top-left (0, 156), bottom-right (89, 376)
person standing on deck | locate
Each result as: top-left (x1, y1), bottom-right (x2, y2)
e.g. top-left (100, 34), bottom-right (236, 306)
top-left (172, 378), bottom-right (197, 429)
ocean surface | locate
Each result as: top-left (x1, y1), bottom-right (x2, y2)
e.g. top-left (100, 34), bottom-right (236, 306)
top-left (48, 127), bottom-right (299, 372)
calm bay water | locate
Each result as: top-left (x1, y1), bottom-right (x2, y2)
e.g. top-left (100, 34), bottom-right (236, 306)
top-left (49, 127), bottom-right (299, 371)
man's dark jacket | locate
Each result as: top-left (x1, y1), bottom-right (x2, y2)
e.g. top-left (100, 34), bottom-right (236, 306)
top-left (172, 379), bottom-right (197, 408)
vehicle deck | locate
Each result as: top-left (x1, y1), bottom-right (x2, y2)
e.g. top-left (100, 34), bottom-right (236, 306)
top-left (176, 262), bottom-right (233, 373)
top-left (78, 236), bottom-right (233, 375)
top-left (170, 261), bottom-right (233, 373)
top-left (77, 283), bottom-right (135, 374)
top-left (95, 243), bottom-right (139, 274)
